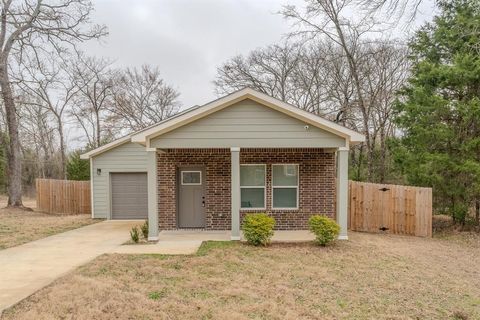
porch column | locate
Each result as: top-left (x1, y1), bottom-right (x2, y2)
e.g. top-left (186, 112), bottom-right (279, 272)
top-left (336, 147), bottom-right (349, 240)
top-left (231, 147), bottom-right (241, 240)
top-left (147, 148), bottom-right (159, 241)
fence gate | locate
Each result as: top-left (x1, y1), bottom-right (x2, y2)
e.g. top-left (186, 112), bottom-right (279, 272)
top-left (348, 181), bottom-right (432, 237)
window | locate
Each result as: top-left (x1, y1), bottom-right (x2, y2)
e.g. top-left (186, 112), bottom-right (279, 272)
top-left (240, 165), bottom-right (266, 209)
top-left (272, 164), bottom-right (299, 209)
top-left (181, 171), bottom-right (201, 185)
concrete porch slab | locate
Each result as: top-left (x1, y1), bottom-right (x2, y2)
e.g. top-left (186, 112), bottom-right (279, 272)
top-left (111, 230), bottom-right (315, 255)
top-left (159, 230), bottom-right (232, 241)
top-left (156, 229), bottom-right (316, 242)
top-left (272, 230), bottom-right (316, 242)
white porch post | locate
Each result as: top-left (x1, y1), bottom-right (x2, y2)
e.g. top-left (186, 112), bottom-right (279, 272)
top-left (231, 147), bottom-right (241, 240)
top-left (336, 147), bottom-right (349, 240)
top-left (147, 148), bottom-right (159, 241)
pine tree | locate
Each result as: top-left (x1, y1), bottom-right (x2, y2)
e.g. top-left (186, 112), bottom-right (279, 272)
top-left (393, 0), bottom-right (480, 224)
top-left (66, 151), bottom-right (90, 181)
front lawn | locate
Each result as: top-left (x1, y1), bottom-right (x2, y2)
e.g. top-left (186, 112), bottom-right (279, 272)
top-left (0, 206), bottom-right (99, 250)
top-left (3, 232), bottom-right (480, 319)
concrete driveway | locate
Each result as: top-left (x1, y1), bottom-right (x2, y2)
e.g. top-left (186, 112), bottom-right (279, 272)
top-left (0, 220), bottom-right (141, 313)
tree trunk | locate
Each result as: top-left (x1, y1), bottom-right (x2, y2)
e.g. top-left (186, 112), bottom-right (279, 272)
top-left (379, 128), bottom-right (386, 183)
top-left (57, 118), bottom-right (66, 179)
top-left (95, 109), bottom-right (101, 148)
top-left (0, 62), bottom-right (23, 207)
top-left (356, 145), bottom-right (364, 181)
top-left (475, 200), bottom-right (479, 227)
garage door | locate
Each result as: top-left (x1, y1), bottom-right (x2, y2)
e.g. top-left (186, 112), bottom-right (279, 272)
top-left (111, 172), bottom-right (148, 219)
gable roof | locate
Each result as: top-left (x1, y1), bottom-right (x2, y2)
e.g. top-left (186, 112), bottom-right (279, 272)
top-left (81, 88), bottom-right (365, 159)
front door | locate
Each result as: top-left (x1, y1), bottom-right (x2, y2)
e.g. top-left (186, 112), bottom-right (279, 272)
top-left (178, 167), bottom-right (206, 228)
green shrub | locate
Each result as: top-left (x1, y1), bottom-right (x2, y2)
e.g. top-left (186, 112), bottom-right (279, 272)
top-left (242, 213), bottom-right (275, 246)
top-left (141, 220), bottom-right (149, 239)
top-left (308, 215), bottom-right (340, 246)
top-left (130, 226), bottom-right (140, 243)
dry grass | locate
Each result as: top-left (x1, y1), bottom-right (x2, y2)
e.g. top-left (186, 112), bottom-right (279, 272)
top-left (3, 232), bottom-right (480, 320)
top-left (433, 214), bottom-right (480, 246)
top-left (0, 197), bottom-right (99, 249)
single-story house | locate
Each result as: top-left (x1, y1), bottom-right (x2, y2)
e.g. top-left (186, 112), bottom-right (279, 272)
top-left (81, 88), bottom-right (365, 240)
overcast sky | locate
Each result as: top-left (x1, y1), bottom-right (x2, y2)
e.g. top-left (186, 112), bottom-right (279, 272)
top-left (81, 0), bottom-right (435, 111)
top-left (81, 0), bottom-right (300, 109)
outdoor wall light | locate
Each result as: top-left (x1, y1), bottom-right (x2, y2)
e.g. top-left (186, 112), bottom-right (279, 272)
top-left (97, 168), bottom-right (102, 175)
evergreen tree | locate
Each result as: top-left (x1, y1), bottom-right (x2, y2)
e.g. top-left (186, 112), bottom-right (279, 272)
top-left (66, 151), bottom-right (90, 181)
top-left (393, 0), bottom-right (480, 224)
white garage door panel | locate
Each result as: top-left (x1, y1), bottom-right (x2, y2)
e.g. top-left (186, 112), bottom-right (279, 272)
top-left (111, 172), bottom-right (148, 219)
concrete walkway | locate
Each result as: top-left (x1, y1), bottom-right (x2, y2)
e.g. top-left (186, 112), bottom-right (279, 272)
top-left (0, 220), bottom-right (141, 312)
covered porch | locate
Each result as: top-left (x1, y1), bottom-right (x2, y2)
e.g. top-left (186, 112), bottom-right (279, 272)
top-left (130, 89), bottom-right (363, 241)
top-left (145, 146), bottom-right (349, 241)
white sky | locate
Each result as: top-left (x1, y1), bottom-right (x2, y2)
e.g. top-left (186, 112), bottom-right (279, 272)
top-left (82, 0), bottom-right (305, 108)
top-left (82, 0), bottom-right (434, 107)
top-left (70, 0), bottom-right (436, 145)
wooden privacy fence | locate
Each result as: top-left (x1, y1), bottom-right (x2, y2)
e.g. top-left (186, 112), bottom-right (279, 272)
top-left (36, 179), bottom-right (91, 215)
top-left (348, 181), bottom-right (432, 237)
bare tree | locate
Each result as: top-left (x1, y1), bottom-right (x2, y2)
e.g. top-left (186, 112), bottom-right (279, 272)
top-left (16, 53), bottom-right (79, 179)
top-left (282, 0), bottom-right (381, 179)
top-left (214, 40), bottom-right (410, 182)
top-left (69, 52), bottom-right (114, 148)
top-left (0, 0), bottom-right (106, 207)
top-left (361, 42), bottom-right (410, 182)
top-left (215, 43), bottom-right (303, 106)
top-left (359, 0), bottom-right (426, 24)
top-left (17, 96), bottom-right (57, 178)
top-left (108, 65), bottom-right (180, 133)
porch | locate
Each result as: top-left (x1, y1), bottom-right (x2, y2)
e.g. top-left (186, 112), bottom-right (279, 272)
top-left (114, 229), bottom-right (318, 255)
top-left (146, 147), bottom-right (349, 241)
top-left (158, 229), bottom-right (316, 242)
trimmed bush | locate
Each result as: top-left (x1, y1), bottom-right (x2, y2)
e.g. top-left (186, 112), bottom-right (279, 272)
top-left (141, 220), bottom-right (149, 239)
top-left (242, 213), bottom-right (275, 246)
top-left (130, 226), bottom-right (140, 243)
top-left (308, 215), bottom-right (340, 246)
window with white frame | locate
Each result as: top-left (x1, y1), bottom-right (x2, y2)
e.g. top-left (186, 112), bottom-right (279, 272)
top-left (240, 165), bottom-right (266, 209)
top-left (272, 164), bottom-right (299, 209)
top-left (181, 171), bottom-right (201, 185)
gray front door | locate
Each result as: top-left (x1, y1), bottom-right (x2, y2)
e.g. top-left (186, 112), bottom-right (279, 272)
top-left (178, 167), bottom-right (206, 228)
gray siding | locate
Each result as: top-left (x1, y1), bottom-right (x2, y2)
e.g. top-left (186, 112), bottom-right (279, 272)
top-left (150, 99), bottom-right (346, 148)
top-left (91, 142), bottom-right (149, 218)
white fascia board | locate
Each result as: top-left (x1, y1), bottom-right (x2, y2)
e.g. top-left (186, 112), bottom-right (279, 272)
top-left (131, 89), bottom-right (250, 143)
top-left (80, 136), bottom-right (131, 159)
top-left (246, 90), bottom-right (366, 143)
top-left (131, 87), bottom-right (366, 145)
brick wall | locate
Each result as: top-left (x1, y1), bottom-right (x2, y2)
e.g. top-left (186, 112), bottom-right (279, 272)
top-left (157, 148), bottom-right (336, 230)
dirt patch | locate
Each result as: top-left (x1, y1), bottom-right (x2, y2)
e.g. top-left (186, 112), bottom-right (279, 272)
top-left (3, 232), bottom-right (480, 319)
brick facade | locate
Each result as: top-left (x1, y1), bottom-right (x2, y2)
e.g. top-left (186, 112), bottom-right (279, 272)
top-left (157, 148), bottom-right (336, 230)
